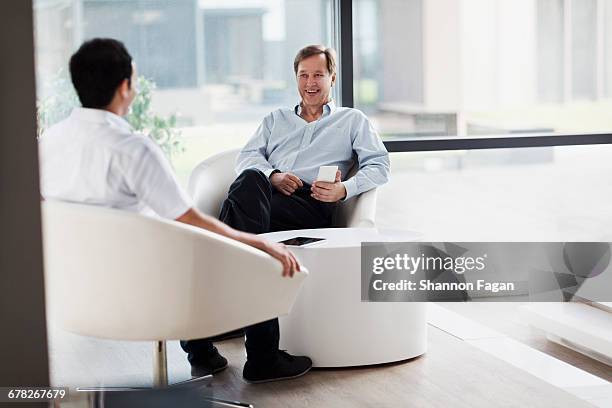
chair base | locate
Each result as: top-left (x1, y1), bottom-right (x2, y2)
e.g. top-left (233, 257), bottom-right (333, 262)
top-left (78, 377), bottom-right (253, 408)
top-left (76, 341), bottom-right (253, 408)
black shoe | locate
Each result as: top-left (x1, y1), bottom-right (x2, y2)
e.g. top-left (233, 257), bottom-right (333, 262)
top-left (242, 350), bottom-right (312, 384)
top-left (190, 346), bottom-right (228, 377)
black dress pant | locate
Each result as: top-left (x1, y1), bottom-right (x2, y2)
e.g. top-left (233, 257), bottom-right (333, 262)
top-left (181, 169), bottom-right (335, 364)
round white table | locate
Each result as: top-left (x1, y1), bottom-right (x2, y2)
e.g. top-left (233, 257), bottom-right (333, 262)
top-left (261, 228), bottom-right (428, 367)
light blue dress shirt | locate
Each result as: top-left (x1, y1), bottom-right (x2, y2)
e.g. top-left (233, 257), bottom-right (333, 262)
top-left (235, 101), bottom-right (390, 200)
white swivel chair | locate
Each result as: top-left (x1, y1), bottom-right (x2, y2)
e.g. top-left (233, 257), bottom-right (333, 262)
top-left (42, 200), bottom-right (307, 405)
top-left (188, 148), bottom-right (378, 227)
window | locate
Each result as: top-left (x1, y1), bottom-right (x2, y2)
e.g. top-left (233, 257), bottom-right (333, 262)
top-left (353, 0), bottom-right (612, 138)
top-left (34, 0), bottom-right (612, 185)
top-left (34, 0), bottom-right (334, 184)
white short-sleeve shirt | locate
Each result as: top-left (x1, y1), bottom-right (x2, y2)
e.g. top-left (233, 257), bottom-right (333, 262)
top-left (39, 107), bottom-right (191, 219)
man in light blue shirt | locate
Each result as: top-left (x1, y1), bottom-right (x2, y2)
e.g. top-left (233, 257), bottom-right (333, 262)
top-left (220, 45), bottom-right (390, 233)
top-left (236, 98), bottom-right (389, 201)
top-left (237, 47), bottom-right (390, 204)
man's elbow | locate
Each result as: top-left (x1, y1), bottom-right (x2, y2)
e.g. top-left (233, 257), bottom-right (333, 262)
top-left (382, 169), bottom-right (390, 185)
top-left (359, 163), bottom-right (390, 187)
top-left (378, 166), bottom-right (390, 186)
top-left (383, 161), bottom-right (391, 183)
top-left (175, 207), bottom-right (198, 224)
top-left (375, 157), bottom-right (391, 185)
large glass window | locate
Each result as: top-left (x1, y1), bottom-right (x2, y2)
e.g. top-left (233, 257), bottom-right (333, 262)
top-left (353, 0), bottom-right (612, 138)
top-left (34, 0), bottom-right (333, 184)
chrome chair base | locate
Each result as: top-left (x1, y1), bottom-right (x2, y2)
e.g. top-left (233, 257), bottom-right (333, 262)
top-left (76, 341), bottom-right (253, 408)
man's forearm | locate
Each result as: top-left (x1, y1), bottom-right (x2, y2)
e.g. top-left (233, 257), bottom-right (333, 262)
top-left (175, 207), bottom-right (264, 250)
top-left (175, 207), bottom-right (300, 277)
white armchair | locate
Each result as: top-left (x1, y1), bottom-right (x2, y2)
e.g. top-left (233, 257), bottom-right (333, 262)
top-left (188, 148), bottom-right (377, 227)
top-left (42, 200), bottom-right (306, 397)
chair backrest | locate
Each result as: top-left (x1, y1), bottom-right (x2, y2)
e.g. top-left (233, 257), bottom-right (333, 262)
top-left (188, 149), bottom-right (377, 227)
top-left (188, 149), bottom-right (241, 218)
top-left (42, 200), bottom-right (306, 341)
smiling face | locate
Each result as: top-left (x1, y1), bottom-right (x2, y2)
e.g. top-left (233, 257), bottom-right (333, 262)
top-left (296, 53), bottom-right (336, 111)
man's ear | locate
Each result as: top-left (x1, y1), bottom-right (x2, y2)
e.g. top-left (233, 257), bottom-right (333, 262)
top-left (331, 73), bottom-right (336, 86)
top-left (118, 78), bottom-right (131, 99)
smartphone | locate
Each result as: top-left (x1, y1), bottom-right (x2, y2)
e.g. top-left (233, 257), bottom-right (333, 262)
top-left (278, 236), bottom-right (326, 247)
top-left (316, 165), bottom-right (338, 183)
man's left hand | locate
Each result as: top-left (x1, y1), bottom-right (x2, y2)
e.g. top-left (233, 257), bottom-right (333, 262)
top-left (311, 170), bottom-right (346, 202)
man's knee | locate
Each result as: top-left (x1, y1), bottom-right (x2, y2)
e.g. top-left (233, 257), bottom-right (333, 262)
top-left (237, 168), bottom-right (268, 184)
top-left (227, 168), bottom-right (272, 199)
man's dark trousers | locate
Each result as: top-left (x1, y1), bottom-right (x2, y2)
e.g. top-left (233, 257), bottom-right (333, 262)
top-left (181, 168), bottom-right (336, 364)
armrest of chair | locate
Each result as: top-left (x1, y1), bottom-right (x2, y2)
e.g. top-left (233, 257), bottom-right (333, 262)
top-left (333, 187), bottom-right (378, 228)
top-left (184, 225), bottom-right (309, 340)
top-left (188, 149), bottom-right (241, 217)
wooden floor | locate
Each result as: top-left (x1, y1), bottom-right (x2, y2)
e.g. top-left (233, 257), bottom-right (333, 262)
top-left (51, 323), bottom-right (592, 407)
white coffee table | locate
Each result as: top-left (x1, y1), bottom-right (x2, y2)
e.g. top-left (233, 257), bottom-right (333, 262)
top-left (261, 228), bottom-right (427, 367)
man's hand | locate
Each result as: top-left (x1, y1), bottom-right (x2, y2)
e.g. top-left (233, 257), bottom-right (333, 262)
top-left (311, 170), bottom-right (346, 202)
top-left (251, 236), bottom-right (301, 277)
top-left (270, 172), bottom-right (303, 196)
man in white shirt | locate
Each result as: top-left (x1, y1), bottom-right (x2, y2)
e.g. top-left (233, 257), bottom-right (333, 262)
top-left (39, 38), bottom-right (312, 384)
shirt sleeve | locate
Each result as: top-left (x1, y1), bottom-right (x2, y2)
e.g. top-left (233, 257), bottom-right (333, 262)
top-left (119, 136), bottom-right (192, 219)
top-left (235, 114), bottom-right (275, 176)
top-left (342, 112), bottom-right (391, 201)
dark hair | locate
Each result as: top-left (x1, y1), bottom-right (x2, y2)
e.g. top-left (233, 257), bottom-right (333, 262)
top-left (69, 38), bottom-right (133, 109)
top-left (293, 45), bottom-right (337, 76)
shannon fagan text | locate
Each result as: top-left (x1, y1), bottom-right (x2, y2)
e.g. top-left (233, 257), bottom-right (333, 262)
top-left (372, 279), bottom-right (515, 293)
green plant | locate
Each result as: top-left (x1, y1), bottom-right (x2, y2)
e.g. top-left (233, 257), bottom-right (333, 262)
top-left (125, 76), bottom-right (184, 160)
top-left (36, 69), bottom-right (79, 138)
top-left (37, 70), bottom-right (184, 162)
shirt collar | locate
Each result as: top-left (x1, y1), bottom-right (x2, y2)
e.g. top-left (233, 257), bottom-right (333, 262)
top-left (70, 107), bottom-right (132, 133)
top-left (295, 99), bottom-right (337, 118)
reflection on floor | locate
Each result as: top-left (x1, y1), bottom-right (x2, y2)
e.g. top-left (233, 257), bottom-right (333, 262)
top-left (432, 303), bottom-right (612, 408)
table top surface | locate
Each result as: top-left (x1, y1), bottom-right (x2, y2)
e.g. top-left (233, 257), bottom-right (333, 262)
top-left (261, 227), bottom-right (422, 249)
